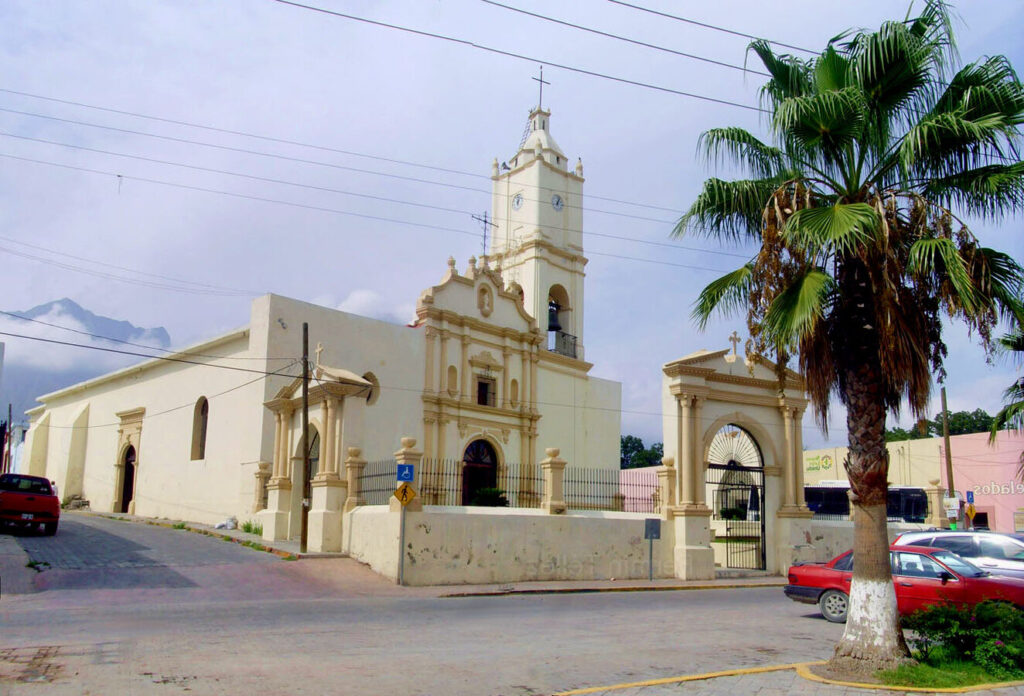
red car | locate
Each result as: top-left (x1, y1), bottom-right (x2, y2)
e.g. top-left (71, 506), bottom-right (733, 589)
top-left (0, 473), bottom-right (60, 535)
top-left (785, 544), bottom-right (1024, 622)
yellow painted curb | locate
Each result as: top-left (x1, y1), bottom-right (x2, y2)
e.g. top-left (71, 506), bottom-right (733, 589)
top-left (795, 662), bottom-right (1024, 693)
top-left (550, 662), bottom-right (812, 695)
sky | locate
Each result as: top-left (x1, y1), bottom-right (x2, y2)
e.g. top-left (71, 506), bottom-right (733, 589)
top-left (1, 0), bottom-right (1022, 450)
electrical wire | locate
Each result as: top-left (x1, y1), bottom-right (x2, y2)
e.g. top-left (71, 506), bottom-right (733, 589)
top-left (479, 0), bottom-right (770, 77)
top-left (267, 0), bottom-right (767, 114)
top-left (0, 130), bottom-right (753, 260)
top-left (0, 152), bottom-right (739, 275)
top-left (0, 309), bottom-right (294, 362)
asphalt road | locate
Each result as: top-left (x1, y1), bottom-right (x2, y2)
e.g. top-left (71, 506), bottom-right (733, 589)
top-left (1, 514), bottom-right (844, 695)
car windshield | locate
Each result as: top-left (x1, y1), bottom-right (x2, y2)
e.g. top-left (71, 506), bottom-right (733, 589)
top-left (0, 474), bottom-right (52, 495)
top-left (931, 550), bottom-right (986, 577)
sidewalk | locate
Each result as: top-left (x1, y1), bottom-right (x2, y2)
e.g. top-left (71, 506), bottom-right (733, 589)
top-left (83, 510), bottom-right (788, 597)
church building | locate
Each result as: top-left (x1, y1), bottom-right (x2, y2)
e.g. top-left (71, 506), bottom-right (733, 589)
top-left (21, 105), bottom-right (622, 549)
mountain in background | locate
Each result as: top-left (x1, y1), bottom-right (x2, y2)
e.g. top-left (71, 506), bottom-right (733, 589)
top-left (1, 299), bottom-right (171, 422)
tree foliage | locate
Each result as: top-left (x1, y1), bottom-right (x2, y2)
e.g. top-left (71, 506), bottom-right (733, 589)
top-left (620, 436), bottom-right (664, 469)
top-left (675, 0), bottom-right (1024, 671)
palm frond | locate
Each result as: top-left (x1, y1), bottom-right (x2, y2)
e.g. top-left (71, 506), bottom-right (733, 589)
top-left (923, 162), bottom-right (1024, 218)
top-left (933, 56), bottom-right (1024, 123)
top-left (907, 237), bottom-right (979, 312)
top-left (969, 248), bottom-right (1024, 323)
top-left (783, 203), bottom-right (879, 257)
top-left (900, 110), bottom-right (1017, 177)
top-left (990, 382), bottom-right (1024, 434)
top-left (762, 268), bottom-right (836, 347)
top-left (748, 40), bottom-right (812, 109)
top-left (674, 178), bottom-right (780, 242)
top-left (690, 264), bottom-right (754, 329)
top-left (774, 88), bottom-right (866, 156)
top-left (698, 128), bottom-right (786, 179)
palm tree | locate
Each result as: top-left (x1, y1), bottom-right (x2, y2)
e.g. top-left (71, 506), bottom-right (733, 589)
top-left (676, 0), bottom-right (1024, 672)
top-left (991, 328), bottom-right (1024, 478)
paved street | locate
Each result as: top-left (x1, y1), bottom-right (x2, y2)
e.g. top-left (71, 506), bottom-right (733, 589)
top-left (1, 513), bottom-right (1020, 695)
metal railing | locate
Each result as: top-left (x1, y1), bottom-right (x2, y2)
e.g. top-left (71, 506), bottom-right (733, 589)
top-left (418, 458), bottom-right (543, 508)
top-left (358, 459), bottom-right (398, 505)
top-left (565, 466), bottom-right (659, 513)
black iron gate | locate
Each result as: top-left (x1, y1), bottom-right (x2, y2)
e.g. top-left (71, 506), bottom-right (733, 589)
top-left (707, 462), bottom-right (765, 570)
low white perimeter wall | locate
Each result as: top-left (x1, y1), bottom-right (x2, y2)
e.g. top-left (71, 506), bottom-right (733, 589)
top-left (808, 520), bottom-right (932, 562)
top-left (344, 505), bottom-right (675, 586)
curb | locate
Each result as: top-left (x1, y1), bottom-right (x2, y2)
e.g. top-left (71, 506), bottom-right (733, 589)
top-left (794, 662), bottom-right (1024, 693)
top-left (442, 582), bottom-right (787, 598)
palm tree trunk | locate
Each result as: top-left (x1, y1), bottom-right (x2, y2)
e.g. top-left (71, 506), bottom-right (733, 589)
top-left (829, 261), bottom-right (911, 673)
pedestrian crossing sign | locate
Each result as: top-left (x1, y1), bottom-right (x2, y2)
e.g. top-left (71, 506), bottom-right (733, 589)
top-left (394, 482), bottom-right (417, 506)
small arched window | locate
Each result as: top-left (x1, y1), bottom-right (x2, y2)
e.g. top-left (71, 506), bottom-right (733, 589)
top-left (191, 397), bottom-right (209, 460)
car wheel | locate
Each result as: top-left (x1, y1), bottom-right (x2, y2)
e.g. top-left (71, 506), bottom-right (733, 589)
top-left (43, 522), bottom-right (58, 536)
top-left (819, 589), bottom-right (849, 623)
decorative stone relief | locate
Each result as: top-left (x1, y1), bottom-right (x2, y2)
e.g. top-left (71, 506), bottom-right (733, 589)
top-left (477, 285), bottom-right (494, 317)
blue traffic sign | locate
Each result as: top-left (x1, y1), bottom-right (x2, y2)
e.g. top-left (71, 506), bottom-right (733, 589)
top-left (966, 490), bottom-right (974, 504)
top-left (396, 464), bottom-right (415, 482)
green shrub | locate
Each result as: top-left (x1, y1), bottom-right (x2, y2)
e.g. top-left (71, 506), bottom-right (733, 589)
top-left (171, 522), bottom-right (187, 530)
top-left (241, 520), bottom-right (263, 536)
top-left (719, 507), bottom-right (745, 520)
top-left (469, 487), bottom-right (509, 507)
top-left (903, 601), bottom-right (1024, 675)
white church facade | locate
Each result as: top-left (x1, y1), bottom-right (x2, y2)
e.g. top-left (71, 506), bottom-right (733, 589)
top-left (21, 105), bottom-right (816, 583)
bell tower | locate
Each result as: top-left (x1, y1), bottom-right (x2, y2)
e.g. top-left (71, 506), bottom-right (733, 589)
top-left (489, 106), bottom-right (587, 360)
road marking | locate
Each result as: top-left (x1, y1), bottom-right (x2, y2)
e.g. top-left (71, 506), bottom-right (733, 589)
top-left (551, 662), bottom-right (820, 695)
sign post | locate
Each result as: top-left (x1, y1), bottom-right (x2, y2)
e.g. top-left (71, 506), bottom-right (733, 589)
top-left (943, 496), bottom-right (960, 530)
top-left (394, 480), bottom-right (417, 586)
top-left (644, 519), bottom-right (661, 581)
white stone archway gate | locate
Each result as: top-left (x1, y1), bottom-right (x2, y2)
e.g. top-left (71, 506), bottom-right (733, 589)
top-left (661, 342), bottom-right (814, 578)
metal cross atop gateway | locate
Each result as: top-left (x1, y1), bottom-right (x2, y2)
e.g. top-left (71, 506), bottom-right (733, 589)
top-left (728, 331), bottom-right (742, 356)
top-left (533, 65), bottom-right (550, 109)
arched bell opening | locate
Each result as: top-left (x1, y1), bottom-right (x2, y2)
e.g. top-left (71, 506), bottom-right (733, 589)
top-left (546, 284), bottom-right (575, 358)
top-left (706, 424), bottom-right (765, 570)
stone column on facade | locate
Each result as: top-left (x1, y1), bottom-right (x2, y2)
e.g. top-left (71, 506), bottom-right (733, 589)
top-left (520, 348), bottom-right (528, 412)
top-left (501, 348), bottom-right (511, 408)
top-left (460, 335), bottom-right (471, 402)
top-left (438, 330), bottom-right (450, 396)
top-left (252, 461), bottom-right (272, 513)
top-left (540, 447), bottom-right (567, 514)
top-left (260, 409), bottom-right (294, 542)
top-left (529, 350), bottom-right (539, 410)
top-left (656, 456), bottom-right (676, 519)
top-left (389, 437), bottom-right (423, 512)
top-left (343, 447), bottom-right (367, 513)
top-left (677, 395), bottom-right (692, 505)
top-left (691, 396), bottom-right (707, 507)
top-left (924, 479), bottom-right (948, 528)
top-left (780, 405), bottom-right (797, 510)
top-left (308, 396), bottom-right (346, 553)
top-left (424, 327), bottom-right (437, 394)
top-left (793, 407), bottom-right (809, 511)
top-left (112, 458), bottom-right (125, 513)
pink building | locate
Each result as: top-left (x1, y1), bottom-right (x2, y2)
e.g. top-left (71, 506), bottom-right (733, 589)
top-left (940, 431), bottom-right (1024, 533)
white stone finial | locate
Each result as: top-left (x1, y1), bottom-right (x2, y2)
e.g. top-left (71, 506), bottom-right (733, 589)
top-left (468, 255), bottom-right (477, 273)
top-left (545, 448), bottom-right (560, 458)
top-left (400, 437), bottom-right (417, 449)
top-left (575, 158), bottom-right (583, 176)
top-left (492, 158), bottom-right (499, 176)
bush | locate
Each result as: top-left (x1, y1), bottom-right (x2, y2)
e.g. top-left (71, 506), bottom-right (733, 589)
top-left (903, 601), bottom-right (1024, 677)
top-left (469, 487), bottom-right (509, 507)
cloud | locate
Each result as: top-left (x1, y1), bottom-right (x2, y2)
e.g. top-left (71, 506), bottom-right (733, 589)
top-left (334, 290), bottom-right (416, 325)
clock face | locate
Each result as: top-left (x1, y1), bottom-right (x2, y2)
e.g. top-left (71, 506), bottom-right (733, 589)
top-left (551, 194), bottom-right (564, 211)
top-left (512, 193), bottom-right (524, 210)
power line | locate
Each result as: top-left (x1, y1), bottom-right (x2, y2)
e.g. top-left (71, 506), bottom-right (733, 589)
top-left (0, 107), bottom-right (680, 225)
top-left (1, 152), bottom-right (741, 275)
top-left (0, 90), bottom-right (687, 215)
top-left (479, 0), bottom-right (770, 77)
top-left (1, 131), bottom-right (752, 260)
top-left (267, 0), bottom-right (767, 114)
top-left (605, 0), bottom-right (816, 55)
top-left (0, 330), bottom-right (300, 378)
top-left (0, 309), bottom-right (294, 362)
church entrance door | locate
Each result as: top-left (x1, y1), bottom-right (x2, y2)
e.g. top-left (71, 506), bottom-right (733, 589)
top-left (461, 439), bottom-right (498, 506)
top-left (120, 445), bottom-right (136, 514)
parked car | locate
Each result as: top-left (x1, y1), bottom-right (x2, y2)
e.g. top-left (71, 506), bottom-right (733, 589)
top-left (0, 473), bottom-right (60, 535)
top-left (893, 530), bottom-right (1024, 579)
top-left (785, 544), bottom-right (1024, 623)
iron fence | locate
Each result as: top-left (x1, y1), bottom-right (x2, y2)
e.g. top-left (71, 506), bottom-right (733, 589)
top-left (358, 459), bottom-right (398, 505)
top-left (419, 458), bottom-right (543, 508)
top-left (564, 466), bottom-right (660, 513)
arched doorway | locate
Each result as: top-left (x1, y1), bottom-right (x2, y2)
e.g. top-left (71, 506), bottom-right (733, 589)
top-left (461, 439), bottom-right (498, 505)
top-left (120, 445), bottom-right (136, 514)
top-left (706, 424), bottom-right (765, 570)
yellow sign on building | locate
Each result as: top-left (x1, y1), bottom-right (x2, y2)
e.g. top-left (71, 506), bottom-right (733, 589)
top-left (394, 482), bottom-right (417, 507)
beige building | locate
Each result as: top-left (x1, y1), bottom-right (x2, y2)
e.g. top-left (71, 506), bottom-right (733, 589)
top-left (21, 106), bottom-right (621, 546)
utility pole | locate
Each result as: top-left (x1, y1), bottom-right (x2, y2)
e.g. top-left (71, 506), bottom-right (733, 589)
top-left (300, 322), bottom-right (310, 554)
top-left (3, 403), bottom-right (11, 474)
top-left (941, 386), bottom-right (957, 529)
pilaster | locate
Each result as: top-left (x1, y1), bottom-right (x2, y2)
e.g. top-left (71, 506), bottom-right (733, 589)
top-left (540, 447), bottom-right (567, 514)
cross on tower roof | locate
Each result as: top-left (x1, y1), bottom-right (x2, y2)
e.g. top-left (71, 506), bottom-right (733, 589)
top-left (728, 331), bottom-right (742, 356)
top-left (533, 65), bottom-right (550, 110)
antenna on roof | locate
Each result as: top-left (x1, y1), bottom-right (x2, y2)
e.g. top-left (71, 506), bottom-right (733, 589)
top-left (471, 212), bottom-right (497, 256)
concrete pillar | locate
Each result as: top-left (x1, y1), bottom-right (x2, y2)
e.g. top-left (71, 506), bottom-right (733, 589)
top-left (691, 396), bottom-right (705, 506)
top-left (389, 437), bottom-right (423, 512)
top-left (343, 447), bottom-right (367, 513)
top-left (252, 461), bottom-right (271, 513)
top-left (501, 348), bottom-right (511, 408)
top-left (540, 447), bottom-right (567, 514)
top-left (260, 478), bottom-right (292, 541)
top-left (460, 335), bottom-right (470, 402)
top-left (781, 406), bottom-right (796, 508)
top-left (424, 327), bottom-right (437, 394)
top-left (671, 505), bottom-right (714, 580)
top-left (657, 457), bottom-right (676, 519)
top-left (678, 396), bottom-right (691, 504)
top-left (924, 479), bottom-right (948, 528)
top-left (439, 330), bottom-right (450, 395)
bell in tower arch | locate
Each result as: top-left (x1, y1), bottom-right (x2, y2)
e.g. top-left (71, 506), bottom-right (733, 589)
top-left (547, 300), bottom-right (562, 332)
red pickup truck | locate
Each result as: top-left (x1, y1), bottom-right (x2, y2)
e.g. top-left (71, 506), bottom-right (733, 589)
top-left (0, 473), bottom-right (60, 535)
